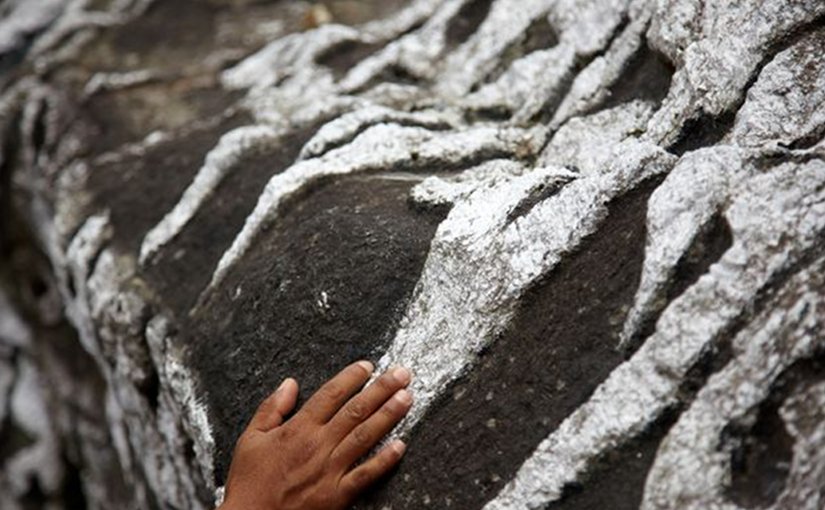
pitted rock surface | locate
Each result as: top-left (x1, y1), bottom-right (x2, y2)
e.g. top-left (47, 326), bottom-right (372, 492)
top-left (0, 1), bottom-right (823, 509)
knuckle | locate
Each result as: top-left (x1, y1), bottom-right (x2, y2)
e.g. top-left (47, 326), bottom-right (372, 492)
top-left (304, 438), bottom-right (320, 457)
top-left (375, 374), bottom-right (396, 393)
top-left (351, 468), bottom-right (372, 489)
top-left (321, 383), bottom-right (345, 402)
top-left (351, 426), bottom-right (373, 448)
top-left (276, 425), bottom-right (296, 442)
top-left (339, 477), bottom-right (357, 498)
top-left (329, 446), bottom-right (347, 468)
top-left (380, 402), bottom-right (399, 419)
top-left (314, 493), bottom-right (338, 510)
top-left (344, 401), bottom-right (368, 421)
top-left (293, 436), bottom-right (321, 465)
top-left (256, 395), bottom-right (275, 414)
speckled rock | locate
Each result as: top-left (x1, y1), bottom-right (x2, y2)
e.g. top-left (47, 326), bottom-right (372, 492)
top-left (0, 1), bottom-right (823, 509)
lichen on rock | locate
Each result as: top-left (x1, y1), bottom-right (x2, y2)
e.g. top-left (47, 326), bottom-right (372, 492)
top-left (0, 1), bottom-right (823, 509)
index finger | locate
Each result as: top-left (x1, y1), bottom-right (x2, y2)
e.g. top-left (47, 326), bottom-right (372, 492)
top-left (299, 361), bottom-right (374, 423)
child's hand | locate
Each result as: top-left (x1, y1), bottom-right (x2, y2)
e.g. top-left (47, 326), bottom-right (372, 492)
top-left (218, 361), bottom-right (413, 510)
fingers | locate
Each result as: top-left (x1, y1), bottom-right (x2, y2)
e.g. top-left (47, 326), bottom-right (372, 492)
top-left (340, 440), bottom-right (406, 498)
top-left (331, 389), bottom-right (412, 468)
top-left (249, 378), bottom-right (299, 432)
top-left (326, 366), bottom-right (411, 440)
top-left (300, 361), bottom-right (374, 424)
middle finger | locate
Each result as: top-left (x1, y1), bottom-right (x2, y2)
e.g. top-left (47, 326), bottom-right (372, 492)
top-left (325, 366), bottom-right (411, 440)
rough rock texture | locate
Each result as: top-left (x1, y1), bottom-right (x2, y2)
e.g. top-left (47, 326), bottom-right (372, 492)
top-left (0, 1), bottom-right (823, 509)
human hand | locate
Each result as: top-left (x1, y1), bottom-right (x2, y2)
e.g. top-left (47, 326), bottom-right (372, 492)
top-left (218, 361), bottom-right (412, 510)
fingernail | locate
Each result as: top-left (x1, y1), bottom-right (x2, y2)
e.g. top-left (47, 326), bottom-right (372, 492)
top-left (276, 378), bottom-right (289, 393)
top-left (391, 440), bottom-right (406, 455)
top-left (392, 367), bottom-right (411, 384)
top-left (357, 360), bottom-right (374, 374)
top-left (394, 389), bottom-right (413, 405)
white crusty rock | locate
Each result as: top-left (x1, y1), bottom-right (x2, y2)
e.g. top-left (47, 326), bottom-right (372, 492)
top-left (729, 27), bottom-right (825, 149)
top-left (486, 153), bottom-right (825, 510)
top-left (642, 254), bottom-right (825, 510)
top-left (206, 123), bottom-right (543, 294)
top-left (646, 0), bottom-right (825, 146)
top-left (1, 0), bottom-right (824, 509)
top-left (379, 138), bottom-right (673, 434)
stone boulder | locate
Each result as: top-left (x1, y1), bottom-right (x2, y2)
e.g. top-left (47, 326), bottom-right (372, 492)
top-left (0, 0), bottom-right (823, 509)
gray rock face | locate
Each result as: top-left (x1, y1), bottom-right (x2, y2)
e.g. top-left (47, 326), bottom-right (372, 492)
top-left (0, 1), bottom-right (823, 509)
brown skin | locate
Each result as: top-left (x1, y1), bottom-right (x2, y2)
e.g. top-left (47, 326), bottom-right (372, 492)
top-left (218, 361), bottom-right (413, 510)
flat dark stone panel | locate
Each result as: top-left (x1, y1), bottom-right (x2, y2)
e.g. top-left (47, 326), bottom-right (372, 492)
top-left (316, 40), bottom-right (385, 79)
top-left (446, 0), bottom-right (495, 49)
top-left (144, 122), bottom-right (322, 315)
top-left (187, 175), bottom-right (443, 482)
top-left (82, 85), bottom-right (243, 157)
top-left (325, 0), bottom-right (412, 26)
top-left (357, 178), bottom-right (661, 510)
top-left (726, 353), bottom-right (825, 508)
top-left (86, 112), bottom-right (251, 254)
top-left (479, 14), bottom-right (559, 88)
top-left (79, 0), bottom-right (223, 74)
top-left (110, 0), bottom-right (220, 57)
top-left (544, 410), bottom-right (678, 510)
top-left (626, 212), bottom-right (733, 352)
top-left (600, 43), bottom-right (674, 111)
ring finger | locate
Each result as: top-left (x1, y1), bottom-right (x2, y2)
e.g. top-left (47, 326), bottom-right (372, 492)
top-left (331, 388), bottom-right (413, 469)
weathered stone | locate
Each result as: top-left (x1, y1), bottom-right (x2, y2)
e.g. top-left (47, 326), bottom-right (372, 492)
top-left (0, 1), bottom-right (823, 509)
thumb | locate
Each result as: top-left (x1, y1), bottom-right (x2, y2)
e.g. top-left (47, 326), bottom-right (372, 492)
top-left (249, 378), bottom-right (299, 432)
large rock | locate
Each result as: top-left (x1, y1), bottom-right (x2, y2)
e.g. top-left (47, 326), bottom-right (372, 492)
top-left (0, 0), bottom-right (823, 509)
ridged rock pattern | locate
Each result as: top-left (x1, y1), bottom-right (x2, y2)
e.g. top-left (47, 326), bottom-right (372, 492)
top-left (0, 1), bottom-right (823, 509)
